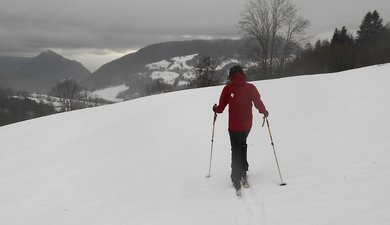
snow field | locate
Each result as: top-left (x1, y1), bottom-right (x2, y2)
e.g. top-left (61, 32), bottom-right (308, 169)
top-left (0, 64), bottom-right (389, 225)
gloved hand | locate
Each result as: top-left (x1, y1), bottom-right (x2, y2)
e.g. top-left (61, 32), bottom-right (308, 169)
top-left (212, 104), bottom-right (217, 112)
top-left (262, 110), bottom-right (269, 118)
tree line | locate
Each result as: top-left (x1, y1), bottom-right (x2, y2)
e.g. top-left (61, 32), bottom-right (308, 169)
top-left (0, 79), bottom-right (113, 126)
top-left (283, 10), bottom-right (390, 77)
top-left (48, 78), bottom-right (112, 112)
top-left (0, 87), bottom-right (56, 126)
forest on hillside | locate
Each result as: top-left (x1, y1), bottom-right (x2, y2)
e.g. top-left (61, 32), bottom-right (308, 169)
top-left (278, 10), bottom-right (390, 78)
top-left (0, 88), bottom-right (56, 126)
top-left (194, 8), bottom-right (389, 83)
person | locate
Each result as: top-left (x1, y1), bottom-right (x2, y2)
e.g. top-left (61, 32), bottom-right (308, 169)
top-left (213, 65), bottom-right (269, 191)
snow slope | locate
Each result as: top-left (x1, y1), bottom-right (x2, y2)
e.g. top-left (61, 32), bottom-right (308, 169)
top-left (1, 64), bottom-right (390, 225)
top-left (145, 54), bottom-right (197, 85)
top-left (91, 85), bottom-right (128, 102)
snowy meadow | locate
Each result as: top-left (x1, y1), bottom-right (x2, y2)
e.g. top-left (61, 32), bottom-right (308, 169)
top-left (1, 64), bottom-right (389, 225)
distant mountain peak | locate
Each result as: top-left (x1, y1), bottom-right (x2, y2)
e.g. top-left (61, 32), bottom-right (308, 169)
top-left (1, 50), bottom-right (91, 93)
top-left (36, 50), bottom-right (64, 60)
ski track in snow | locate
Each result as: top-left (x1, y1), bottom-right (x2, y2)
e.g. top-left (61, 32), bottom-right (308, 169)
top-left (237, 185), bottom-right (267, 225)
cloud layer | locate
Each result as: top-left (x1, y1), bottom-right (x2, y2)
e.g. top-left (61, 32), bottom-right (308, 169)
top-left (1, 0), bottom-right (389, 71)
top-left (0, 0), bottom-right (243, 54)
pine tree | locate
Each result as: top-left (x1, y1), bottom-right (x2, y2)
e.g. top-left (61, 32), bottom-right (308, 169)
top-left (329, 26), bottom-right (355, 72)
top-left (331, 26), bottom-right (354, 46)
top-left (356, 10), bottom-right (386, 66)
top-left (371, 10), bottom-right (385, 36)
top-left (356, 12), bottom-right (373, 45)
top-left (356, 10), bottom-right (385, 45)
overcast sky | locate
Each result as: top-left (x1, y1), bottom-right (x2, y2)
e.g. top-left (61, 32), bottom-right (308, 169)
top-left (1, 0), bottom-right (389, 72)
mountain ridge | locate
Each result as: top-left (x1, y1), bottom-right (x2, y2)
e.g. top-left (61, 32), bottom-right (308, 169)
top-left (0, 56), bottom-right (32, 76)
top-left (0, 50), bottom-right (91, 93)
top-left (1, 39), bottom-right (247, 95)
top-left (84, 39), bottom-right (247, 90)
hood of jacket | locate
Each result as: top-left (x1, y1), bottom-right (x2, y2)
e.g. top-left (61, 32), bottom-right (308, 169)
top-left (230, 72), bottom-right (246, 85)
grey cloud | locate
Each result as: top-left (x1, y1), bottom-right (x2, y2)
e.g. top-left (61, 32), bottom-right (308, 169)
top-left (1, 0), bottom-right (389, 70)
top-left (0, 0), bottom-right (241, 56)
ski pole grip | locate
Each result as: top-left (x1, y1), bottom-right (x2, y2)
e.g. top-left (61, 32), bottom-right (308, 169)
top-left (213, 104), bottom-right (217, 123)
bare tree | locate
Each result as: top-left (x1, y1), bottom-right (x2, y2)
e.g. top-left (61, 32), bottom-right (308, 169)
top-left (238, 0), bottom-right (308, 77)
top-left (270, 0), bottom-right (290, 72)
top-left (50, 78), bottom-right (85, 111)
top-left (190, 56), bottom-right (221, 88)
top-left (239, 0), bottom-right (271, 76)
top-left (279, 5), bottom-right (309, 70)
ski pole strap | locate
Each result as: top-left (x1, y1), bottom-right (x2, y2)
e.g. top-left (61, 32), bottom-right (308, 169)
top-left (262, 117), bottom-right (266, 127)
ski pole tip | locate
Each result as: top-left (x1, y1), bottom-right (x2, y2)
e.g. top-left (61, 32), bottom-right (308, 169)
top-left (280, 183), bottom-right (287, 186)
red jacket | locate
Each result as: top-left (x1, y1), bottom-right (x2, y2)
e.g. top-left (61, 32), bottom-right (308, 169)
top-left (214, 73), bottom-right (267, 132)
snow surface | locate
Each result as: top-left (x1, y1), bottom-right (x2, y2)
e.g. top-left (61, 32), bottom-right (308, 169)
top-left (91, 85), bottom-right (128, 102)
top-left (217, 58), bottom-right (240, 70)
top-left (145, 59), bottom-right (172, 71)
top-left (145, 54), bottom-right (197, 71)
top-left (1, 64), bottom-right (390, 225)
top-left (150, 71), bottom-right (180, 85)
top-left (169, 54), bottom-right (197, 70)
top-left (145, 54), bottom-right (198, 85)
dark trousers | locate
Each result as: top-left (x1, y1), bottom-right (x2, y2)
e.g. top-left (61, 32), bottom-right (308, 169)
top-left (229, 129), bottom-right (250, 183)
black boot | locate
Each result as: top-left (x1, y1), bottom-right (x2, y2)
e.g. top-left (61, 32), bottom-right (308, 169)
top-left (241, 171), bottom-right (249, 188)
top-left (233, 180), bottom-right (241, 191)
top-left (241, 171), bottom-right (247, 180)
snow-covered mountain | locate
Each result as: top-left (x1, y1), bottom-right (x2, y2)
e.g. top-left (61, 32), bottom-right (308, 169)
top-left (1, 64), bottom-right (389, 225)
top-left (90, 52), bottom-right (246, 102)
top-left (86, 39), bottom-right (248, 100)
top-left (0, 40), bottom-right (246, 100)
top-left (145, 54), bottom-right (198, 85)
top-left (144, 54), bottom-right (242, 86)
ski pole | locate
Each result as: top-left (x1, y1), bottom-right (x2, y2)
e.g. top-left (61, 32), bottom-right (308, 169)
top-left (262, 117), bottom-right (287, 186)
top-left (206, 107), bottom-right (217, 178)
